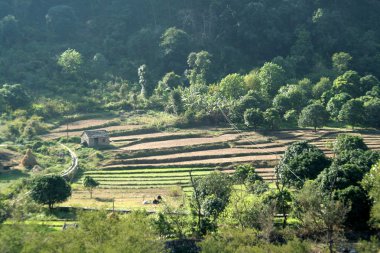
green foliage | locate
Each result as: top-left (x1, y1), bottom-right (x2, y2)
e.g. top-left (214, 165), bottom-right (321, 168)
top-left (276, 141), bottom-right (330, 188)
top-left (0, 15), bottom-right (19, 45)
top-left (364, 97), bottom-right (380, 128)
top-left (29, 175), bottom-right (71, 209)
top-left (258, 62), bottom-right (286, 98)
top-left (0, 84), bottom-right (30, 111)
top-left (312, 77), bottom-right (332, 98)
top-left (233, 164), bottom-right (262, 185)
top-left (283, 110), bottom-right (298, 125)
top-left (199, 229), bottom-right (310, 253)
top-left (326, 93), bottom-right (352, 120)
top-left (244, 108), bottom-right (264, 130)
top-left (169, 89), bottom-right (184, 115)
top-left (46, 5), bottom-right (77, 39)
top-left (159, 72), bottom-right (183, 89)
top-left (57, 49), bottom-right (83, 74)
top-left (362, 162), bottom-right (380, 228)
top-left (332, 52), bottom-right (352, 74)
top-left (160, 27), bottom-right (190, 57)
top-left (229, 91), bottom-right (268, 124)
top-left (356, 236), bottom-right (380, 253)
top-left (191, 171), bottom-right (232, 235)
top-left (338, 99), bottom-right (365, 128)
top-left (316, 145), bottom-right (379, 230)
top-left (0, 211), bottom-right (164, 253)
top-left (138, 64), bottom-right (154, 98)
top-left (186, 51), bottom-right (212, 85)
top-left (333, 134), bottom-right (368, 156)
top-left (333, 71), bottom-right (361, 97)
top-left (298, 103), bottom-right (329, 131)
top-left (83, 176), bottom-right (99, 199)
top-left (293, 181), bottom-right (348, 251)
top-left (273, 85), bottom-right (307, 114)
top-left (218, 74), bottom-right (246, 100)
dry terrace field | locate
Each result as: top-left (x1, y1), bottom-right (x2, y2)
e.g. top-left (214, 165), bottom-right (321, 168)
top-left (45, 117), bottom-right (380, 209)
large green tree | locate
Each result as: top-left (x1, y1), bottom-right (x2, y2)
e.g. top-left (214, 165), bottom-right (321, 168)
top-left (362, 161), bottom-right (380, 229)
top-left (30, 175), bottom-right (71, 210)
top-left (57, 49), bottom-right (83, 74)
top-left (258, 62), bottom-right (286, 98)
top-left (276, 141), bottom-right (330, 188)
top-left (218, 73), bottom-right (246, 100)
top-left (298, 103), bottom-right (329, 131)
top-left (244, 108), bottom-right (264, 130)
top-left (338, 99), bottom-right (365, 129)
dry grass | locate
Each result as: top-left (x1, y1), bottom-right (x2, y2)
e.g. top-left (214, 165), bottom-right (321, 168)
top-left (121, 134), bottom-right (241, 151)
top-left (61, 187), bottom-right (184, 209)
top-left (51, 118), bottom-right (118, 133)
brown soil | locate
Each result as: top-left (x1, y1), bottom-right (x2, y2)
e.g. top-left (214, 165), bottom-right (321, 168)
top-left (121, 134), bottom-right (242, 151)
top-left (51, 118), bottom-right (117, 133)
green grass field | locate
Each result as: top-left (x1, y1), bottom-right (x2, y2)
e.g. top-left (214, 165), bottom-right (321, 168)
top-left (0, 169), bottom-right (30, 192)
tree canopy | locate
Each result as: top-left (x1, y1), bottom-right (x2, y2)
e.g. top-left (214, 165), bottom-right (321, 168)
top-left (30, 175), bottom-right (71, 210)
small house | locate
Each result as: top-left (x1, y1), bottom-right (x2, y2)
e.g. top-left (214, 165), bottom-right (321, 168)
top-left (81, 130), bottom-right (110, 148)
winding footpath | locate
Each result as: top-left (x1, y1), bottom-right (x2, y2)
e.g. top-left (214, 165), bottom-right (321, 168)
top-left (60, 143), bottom-right (79, 181)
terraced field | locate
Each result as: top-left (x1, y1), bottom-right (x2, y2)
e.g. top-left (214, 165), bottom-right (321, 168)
top-left (82, 128), bottom-right (380, 188)
top-left (89, 128), bottom-right (380, 188)
top-left (47, 117), bottom-right (380, 208)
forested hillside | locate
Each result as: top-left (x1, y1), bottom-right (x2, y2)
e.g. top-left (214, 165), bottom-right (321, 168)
top-left (1, 0), bottom-right (380, 123)
top-left (2, 2), bottom-right (380, 252)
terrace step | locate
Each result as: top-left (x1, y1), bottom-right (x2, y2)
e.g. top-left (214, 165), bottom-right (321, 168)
top-left (107, 149), bottom-right (285, 166)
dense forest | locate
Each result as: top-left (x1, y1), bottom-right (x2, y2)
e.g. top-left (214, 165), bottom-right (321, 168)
top-left (1, 0), bottom-right (380, 137)
top-left (1, 1), bottom-right (380, 252)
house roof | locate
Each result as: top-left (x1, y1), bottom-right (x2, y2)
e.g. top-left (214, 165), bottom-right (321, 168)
top-left (81, 130), bottom-right (109, 138)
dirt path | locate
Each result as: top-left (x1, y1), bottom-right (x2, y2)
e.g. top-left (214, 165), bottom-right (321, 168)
top-left (121, 134), bottom-right (242, 151)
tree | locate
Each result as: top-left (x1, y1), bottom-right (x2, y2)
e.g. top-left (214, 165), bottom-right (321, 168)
top-left (316, 155), bottom-right (378, 230)
top-left (263, 108), bottom-right (281, 130)
top-left (218, 73), bottom-right (246, 100)
top-left (138, 64), bottom-right (154, 98)
top-left (298, 103), bottom-right (329, 131)
top-left (169, 89), bottom-right (183, 115)
top-left (364, 98), bottom-right (380, 128)
top-left (273, 85), bottom-right (307, 114)
top-left (326, 93), bottom-right (352, 120)
top-left (160, 27), bottom-right (190, 57)
top-left (46, 5), bottom-right (77, 39)
top-left (229, 90), bottom-right (268, 124)
top-left (0, 83), bottom-right (30, 111)
top-left (284, 110), bottom-right (298, 125)
top-left (160, 27), bottom-right (191, 72)
top-left (312, 77), bottom-right (332, 99)
top-left (258, 62), bottom-right (286, 98)
top-left (294, 181), bottom-right (349, 253)
top-left (233, 164), bottom-right (262, 185)
top-left (338, 99), bottom-right (365, 129)
top-left (332, 52), bottom-right (352, 74)
top-left (30, 175), bottom-right (71, 210)
top-left (276, 141), bottom-right (330, 188)
top-left (362, 161), bottom-right (380, 229)
top-left (360, 75), bottom-right (380, 95)
top-left (333, 71), bottom-right (361, 97)
top-left (0, 15), bottom-right (19, 45)
top-left (190, 171), bottom-right (232, 236)
top-left (333, 134), bottom-right (368, 156)
top-left (186, 51), bottom-right (212, 85)
top-left (83, 176), bottom-right (99, 199)
top-left (159, 72), bottom-right (182, 90)
top-left (244, 108), bottom-right (264, 130)
top-left (57, 49), bottom-right (83, 74)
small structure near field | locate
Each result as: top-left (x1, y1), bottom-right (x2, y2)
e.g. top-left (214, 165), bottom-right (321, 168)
top-left (81, 130), bottom-right (110, 148)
